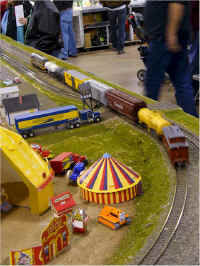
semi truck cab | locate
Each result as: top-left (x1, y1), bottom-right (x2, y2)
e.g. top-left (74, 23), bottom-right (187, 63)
top-left (79, 110), bottom-right (101, 123)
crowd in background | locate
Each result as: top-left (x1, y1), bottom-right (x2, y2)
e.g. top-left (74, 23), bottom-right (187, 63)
top-left (0, 0), bottom-right (199, 117)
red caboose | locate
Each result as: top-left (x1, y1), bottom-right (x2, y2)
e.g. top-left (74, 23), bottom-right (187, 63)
top-left (162, 125), bottom-right (189, 167)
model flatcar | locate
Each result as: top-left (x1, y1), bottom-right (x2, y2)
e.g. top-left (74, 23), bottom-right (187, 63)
top-left (162, 125), bottom-right (189, 166)
top-left (106, 89), bottom-right (147, 122)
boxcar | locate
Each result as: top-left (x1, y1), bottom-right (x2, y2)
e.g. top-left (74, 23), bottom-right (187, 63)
top-left (105, 89), bottom-right (147, 122)
top-left (15, 105), bottom-right (80, 138)
top-left (162, 125), bottom-right (189, 166)
top-left (64, 70), bottom-right (90, 90)
top-left (88, 79), bottom-right (113, 106)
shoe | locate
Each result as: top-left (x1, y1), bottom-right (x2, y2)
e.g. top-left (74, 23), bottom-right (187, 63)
top-left (69, 54), bottom-right (77, 58)
top-left (118, 50), bottom-right (125, 55)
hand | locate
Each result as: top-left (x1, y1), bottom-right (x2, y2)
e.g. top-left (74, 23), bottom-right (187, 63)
top-left (166, 32), bottom-right (181, 53)
top-left (18, 17), bottom-right (27, 25)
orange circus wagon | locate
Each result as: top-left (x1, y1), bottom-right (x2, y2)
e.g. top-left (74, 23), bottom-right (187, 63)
top-left (77, 153), bottom-right (142, 204)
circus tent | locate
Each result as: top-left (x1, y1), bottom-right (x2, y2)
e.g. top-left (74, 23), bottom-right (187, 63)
top-left (77, 153), bottom-right (142, 204)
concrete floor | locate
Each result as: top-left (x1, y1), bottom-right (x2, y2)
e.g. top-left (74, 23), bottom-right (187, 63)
top-left (70, 44), bottom-right (177, 105)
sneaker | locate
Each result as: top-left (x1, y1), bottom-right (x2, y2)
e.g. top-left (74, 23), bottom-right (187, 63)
top-left (118, 50), bottom-right (125, 55)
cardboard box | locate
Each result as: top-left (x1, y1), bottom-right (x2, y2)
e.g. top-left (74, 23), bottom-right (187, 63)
top-left (84, 33), bottom-right (92, 48)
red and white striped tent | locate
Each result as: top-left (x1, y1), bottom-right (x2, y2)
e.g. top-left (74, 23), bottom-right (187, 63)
top-left (77, 153), bottom-right (142, 204)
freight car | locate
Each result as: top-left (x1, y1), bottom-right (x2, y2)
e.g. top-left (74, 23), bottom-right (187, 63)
top-left (44, 61), bottom-right (66, 81)
top-left (15, 105), bottom-right (101, 138)
top-left (64, 70), bottom-right (90, 90)
top-left (106, 89), bottom-right (147, 122)
top-left (31, 53), bottom-right (48, 71)
top-left (137, 108), bottom-right (171, 135)
top-left (162, 125), bottom-right (189, 167)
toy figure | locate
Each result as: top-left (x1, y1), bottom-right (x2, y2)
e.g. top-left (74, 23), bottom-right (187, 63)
top-left (71, 208), bottom-right (88, 233)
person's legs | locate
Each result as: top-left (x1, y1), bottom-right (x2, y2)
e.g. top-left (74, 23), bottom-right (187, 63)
top-left (68, 15), bottom-right (77, 56)
top-left (108, 11), bottom-right (117, 49)
top-left (145, 40), bottom-right (171, 100)
top-left (167, 49), bottom-right (197, 116)
top-left (59, 9), bottom-right (71, 59)
top-left (117, 8), bottom-right (127, 52)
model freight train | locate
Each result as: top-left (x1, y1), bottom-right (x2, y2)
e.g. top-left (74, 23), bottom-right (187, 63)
top-left (30, 53), bottom-right (189, 167)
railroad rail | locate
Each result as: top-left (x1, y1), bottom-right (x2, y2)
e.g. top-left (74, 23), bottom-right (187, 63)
top-left (0, 48), bottom-right (81, 101)
top-left (1, 45), bottom-right (198, 265)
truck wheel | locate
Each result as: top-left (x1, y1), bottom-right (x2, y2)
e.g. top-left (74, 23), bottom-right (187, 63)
top-left (22, 133), bottom-right (28, 139)
top-left (76, 122), bottom-right (80, 128)
top-left (95, 117), bottom-right (101, 123)
top-left (29, 131), bottom-right (35, 137)
top-left (69, 124), bottom-right (74, 129)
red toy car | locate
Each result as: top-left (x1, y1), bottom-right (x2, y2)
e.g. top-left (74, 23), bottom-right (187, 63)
top-left (50, 191), bottom-right (76, 216)
top-left (50, 152), bottom-right (88, 175)
top-left (30, 143), bottom-right (53, 160)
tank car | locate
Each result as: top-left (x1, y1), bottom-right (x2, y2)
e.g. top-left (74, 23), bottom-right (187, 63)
top-left (31, 53), bottom-right (48, 71)
top-left (162, 125), bottom-right (189, 167)
top-left (44, 61), bottom-right (66, 81)
top-left (106, 89), bottom-right (147, 122)
top-left (137, 108), bottom-right (171, 135)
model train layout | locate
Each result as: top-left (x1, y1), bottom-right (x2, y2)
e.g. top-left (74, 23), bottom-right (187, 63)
top-left (30, 53), bottom-right (189, 168)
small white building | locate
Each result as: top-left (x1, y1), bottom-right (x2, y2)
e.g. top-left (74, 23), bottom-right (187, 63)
top-left (0, 86), bottom-right (19, 105)
top-left (2, 94), bottom-right (40, 125)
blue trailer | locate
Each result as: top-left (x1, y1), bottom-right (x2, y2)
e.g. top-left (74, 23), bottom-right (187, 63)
top-left (15, 105), bottom-right (101, 138)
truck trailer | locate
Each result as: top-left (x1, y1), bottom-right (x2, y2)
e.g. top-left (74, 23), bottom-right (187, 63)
top-left (15, 105), bottom-right (101, 138)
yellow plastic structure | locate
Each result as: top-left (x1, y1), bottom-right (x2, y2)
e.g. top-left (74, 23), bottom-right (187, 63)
top-left (137, 108), bottom-right (171, 135)
top-left (0, 126), bottom-right (54, 214)
top-left (98, 206), bottom-right (131, 230)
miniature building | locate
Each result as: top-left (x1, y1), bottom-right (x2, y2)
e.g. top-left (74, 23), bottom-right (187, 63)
top-left (2, 94), bottom-right (39, 125)
top-left (77, 153), bottom-right (142, 204)
top-left (0, 86), bottom-right (19, 105)
top-left (50, 192), bottom-right (76, 216)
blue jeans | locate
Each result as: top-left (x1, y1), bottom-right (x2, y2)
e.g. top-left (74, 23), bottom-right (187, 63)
top-left (59, 8), bottom-right (77, 59)
top-left (145, 39), bottom-right (197, 117)
top-left (108, 8), bottom-right (127, 51)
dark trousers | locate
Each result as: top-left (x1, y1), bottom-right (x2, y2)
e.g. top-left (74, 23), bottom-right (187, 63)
top-left (145, 39), bottom-right (197, 117)
top-left (108, 7), bottom-right (127, 51)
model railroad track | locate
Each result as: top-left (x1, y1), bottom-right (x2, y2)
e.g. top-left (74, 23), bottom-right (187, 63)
top-left (0, 49), bottom-right (81, 101)
top-left (135, 125), bottom-right (198, 265)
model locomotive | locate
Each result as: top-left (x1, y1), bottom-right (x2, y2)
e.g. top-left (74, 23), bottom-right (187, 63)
top-left (30, 53), bottom-right (189, 167)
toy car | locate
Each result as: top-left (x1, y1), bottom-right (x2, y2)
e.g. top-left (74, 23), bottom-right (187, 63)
top-left (98, 206), bottom-right (131, 230)
top-left (69, 162), bottom-right (85, 183)
top-left (13, 77), bottom-right (21, 84)
top-left (0, 189), bottom-right (12, 213)
top-left (30, 143), bottom-right (53, 160)
top-left (3, 79), bottom-right (13, 86)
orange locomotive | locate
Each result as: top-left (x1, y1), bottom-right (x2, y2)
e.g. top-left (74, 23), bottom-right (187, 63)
top-left (98, 206), bottom-right (131, 230)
